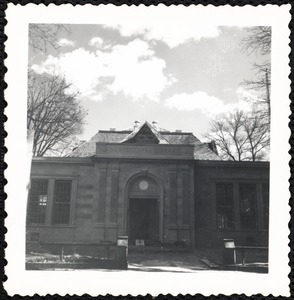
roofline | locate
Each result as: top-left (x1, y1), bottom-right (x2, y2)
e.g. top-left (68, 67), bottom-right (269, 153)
top-left (194, 160), bottom-right (270, 167)
top-left (31, 156), bottom-right (269, 167)
top-left (95, 142), bottom-right (195, 148)
top-left (160, 131), bottom-right (194, 135)
top-left (97, 130), bottom-right (194, 135)
top-left (32, 157), bottom-right (93, 164)
top-left (98, 130), bottom-right (132, 133)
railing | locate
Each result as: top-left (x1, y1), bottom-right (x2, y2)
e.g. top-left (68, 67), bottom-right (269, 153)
top-left (235, 246), bottom-right (268, 266)
top-left (223, 239), bottom-right (268, 266)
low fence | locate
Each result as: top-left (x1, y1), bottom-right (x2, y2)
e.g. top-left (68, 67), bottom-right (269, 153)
top-left (222, 239), bottom-right (268, 273)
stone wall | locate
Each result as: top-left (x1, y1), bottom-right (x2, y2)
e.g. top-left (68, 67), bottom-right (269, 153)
top-left (27, 158), bottom-right (269, 249)
top-left (27, 157), bottom-right (195, 247)
top-left (194, 161), bottom-right (270, 248)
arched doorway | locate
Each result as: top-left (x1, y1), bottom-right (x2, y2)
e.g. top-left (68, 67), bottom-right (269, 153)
top-left (126, 174), bottom-right (162, 245)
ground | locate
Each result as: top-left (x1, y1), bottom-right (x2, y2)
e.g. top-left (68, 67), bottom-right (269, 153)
top-left (26, 247), bottom-right (267, 272)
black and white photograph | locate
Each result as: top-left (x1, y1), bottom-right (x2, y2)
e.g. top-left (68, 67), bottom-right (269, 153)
top-left (4, 4), bottom-right (291, 297)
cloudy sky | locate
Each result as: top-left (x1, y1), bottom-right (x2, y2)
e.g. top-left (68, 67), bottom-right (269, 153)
top-left (29, 23), bottom-right (269, 141)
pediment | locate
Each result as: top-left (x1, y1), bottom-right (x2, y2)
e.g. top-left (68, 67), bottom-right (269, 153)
top-left (122, 123), bottom-right (160, 144)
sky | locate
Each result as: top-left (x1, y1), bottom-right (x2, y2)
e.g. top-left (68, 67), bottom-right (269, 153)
top-left (29, 23), bottom-right (269, 142)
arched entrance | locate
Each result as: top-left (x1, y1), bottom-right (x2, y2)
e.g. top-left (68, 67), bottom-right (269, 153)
top-left (125, 173), bottom-right (163, 245)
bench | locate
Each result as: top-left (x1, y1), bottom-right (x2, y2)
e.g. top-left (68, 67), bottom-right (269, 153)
top-left (223, 239), bottom-right (268, 266)
top-left (235, 245), bottom-right (268, 265)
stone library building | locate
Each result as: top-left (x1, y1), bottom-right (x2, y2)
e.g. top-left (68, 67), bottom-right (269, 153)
top-left (26, 121), bottom-right (269, 249)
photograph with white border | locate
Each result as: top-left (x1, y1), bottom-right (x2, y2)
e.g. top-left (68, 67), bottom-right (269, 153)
top-left (4, 3), bottom-right (291, 297)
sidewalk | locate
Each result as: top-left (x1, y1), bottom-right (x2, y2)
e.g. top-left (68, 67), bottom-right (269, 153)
top-left (127, 247), bottom-right (221, 272)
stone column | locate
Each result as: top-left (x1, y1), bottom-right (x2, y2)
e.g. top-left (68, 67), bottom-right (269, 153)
top-left (169, 170), bottom-right (177, 223)
top-left (182, 170), bottom-right (190, 225)
top-left (110, 168), bottom-right (119, 223)
top-left (92, 164), bottom-right (99, 224)
top-left (105, 165), bottom-right (112, 225)
top-left (116, 173), bottom-right (125, 236)
top-left (96, 162), bottom-right (107, 225)
top-left (176, 169), bottom-right (183, 231)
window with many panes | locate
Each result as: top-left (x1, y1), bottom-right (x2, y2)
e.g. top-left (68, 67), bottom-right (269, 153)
top-left (28, 179), bottom-right (48, 224)
top-left (239, 183), bottom-right (257, 229)
top-left (216, 183), bottom-right (234, 229)
top-left (52, 180), bottom-right (72, 224)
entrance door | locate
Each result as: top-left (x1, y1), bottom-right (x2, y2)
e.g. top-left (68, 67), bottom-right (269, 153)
top-left (129, 198), bottom-right (159, 243)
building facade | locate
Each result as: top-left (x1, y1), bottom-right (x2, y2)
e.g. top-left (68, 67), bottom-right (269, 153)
top-left (26, 121), bottom-right (269, 248)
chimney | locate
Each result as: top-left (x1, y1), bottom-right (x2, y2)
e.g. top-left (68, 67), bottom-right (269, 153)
top-left (208, 141), bottom-right (218, 155)
top-left (134, 120), bottom-right (140, 129)
top-left (109, 128), bottom-right (116, 131)
top-left (175, 130), bottom-right (182, 133)
top-left (152, 120), bottom-right (159, 130)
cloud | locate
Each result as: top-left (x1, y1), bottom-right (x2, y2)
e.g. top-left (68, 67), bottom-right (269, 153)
top-left (164, 91), bottom-right (251, 117)
top-left (96, 39), bottom-right (175, 100)
top-left (31, 48), bottom-right (103, 101)
top-left (58, 38), bottom-right (75, 47)
top-left (89, 37), bottom-right (103, 47)
top-left (165, 92), bottom-right (225, 116)
top-left (31, 39), bottom-right (174, 102)
top-left (104, 22), bottom-right (220, 48)
top-left (236, 86), bottom-right (260, 102)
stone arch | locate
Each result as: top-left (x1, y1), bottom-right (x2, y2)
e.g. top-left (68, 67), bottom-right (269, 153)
top-left (123, 171), bottom-right (164, 243)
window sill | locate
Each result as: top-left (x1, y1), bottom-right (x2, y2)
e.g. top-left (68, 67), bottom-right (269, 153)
top-left (214, 228), bottom-right (268, 232)
top-left (95, 223), bottom-right (117, 228)
top-left (27, 224), bottom-right (76, 228)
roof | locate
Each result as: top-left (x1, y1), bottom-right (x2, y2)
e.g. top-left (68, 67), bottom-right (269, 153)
top-left (68, 121), bottom-right (221, 160)
top-left (121, 121), bottom-right (169, 144)
top-left (162, 132), bottom-right (200, 145)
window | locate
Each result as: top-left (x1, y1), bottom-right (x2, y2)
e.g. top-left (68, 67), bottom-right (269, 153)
top-left (216, 183), bottom-right (234, 229)
top-left (239, 184), bottom-right (257, 229)
top-left (262, 183), bottom-right (269, 229)
top-left (52, 180), bottom-right (72, 224)
top-left (28, 179), bottom-right (48, 224)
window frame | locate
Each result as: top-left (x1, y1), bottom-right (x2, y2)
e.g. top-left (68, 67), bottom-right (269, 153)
top-left (215, 183), bottom-right (235, 230)
top-left (27, 178), bottom-right (49, 225)
top-left (213, 179), bottom-right (269, 231)
top-left (52, 179), bottom-right (73, 225)
top-left (239, 183), bottom-right (258, 230)
top-left (27, 176), bottom-right (77, 227)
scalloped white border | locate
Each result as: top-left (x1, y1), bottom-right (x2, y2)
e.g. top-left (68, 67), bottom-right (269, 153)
top-left (4, 4), bottom-right (291, 296)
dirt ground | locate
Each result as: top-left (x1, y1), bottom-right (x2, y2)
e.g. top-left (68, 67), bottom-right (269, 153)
top-left (26, 247), bottom-right (267, 272)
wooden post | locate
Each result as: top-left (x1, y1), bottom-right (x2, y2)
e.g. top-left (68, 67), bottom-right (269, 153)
top-left (60, 246), bottom-right (64, 262)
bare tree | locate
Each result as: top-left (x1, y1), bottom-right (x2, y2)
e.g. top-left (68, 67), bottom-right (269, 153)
top-left (29, 24), bottom-right (71, 53)
top-left (28, 72), bottom-right (87, 156)
top-left (241, 66), bottom-right (271, 125)
top-left (243, 113), bottom-right (270, 161)
top-left (242, 26), bottom-right (271, 56)
top-left (206, 110), bottom-right (269, 161)
top-left (241, 27), bottom-right (271, 126)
